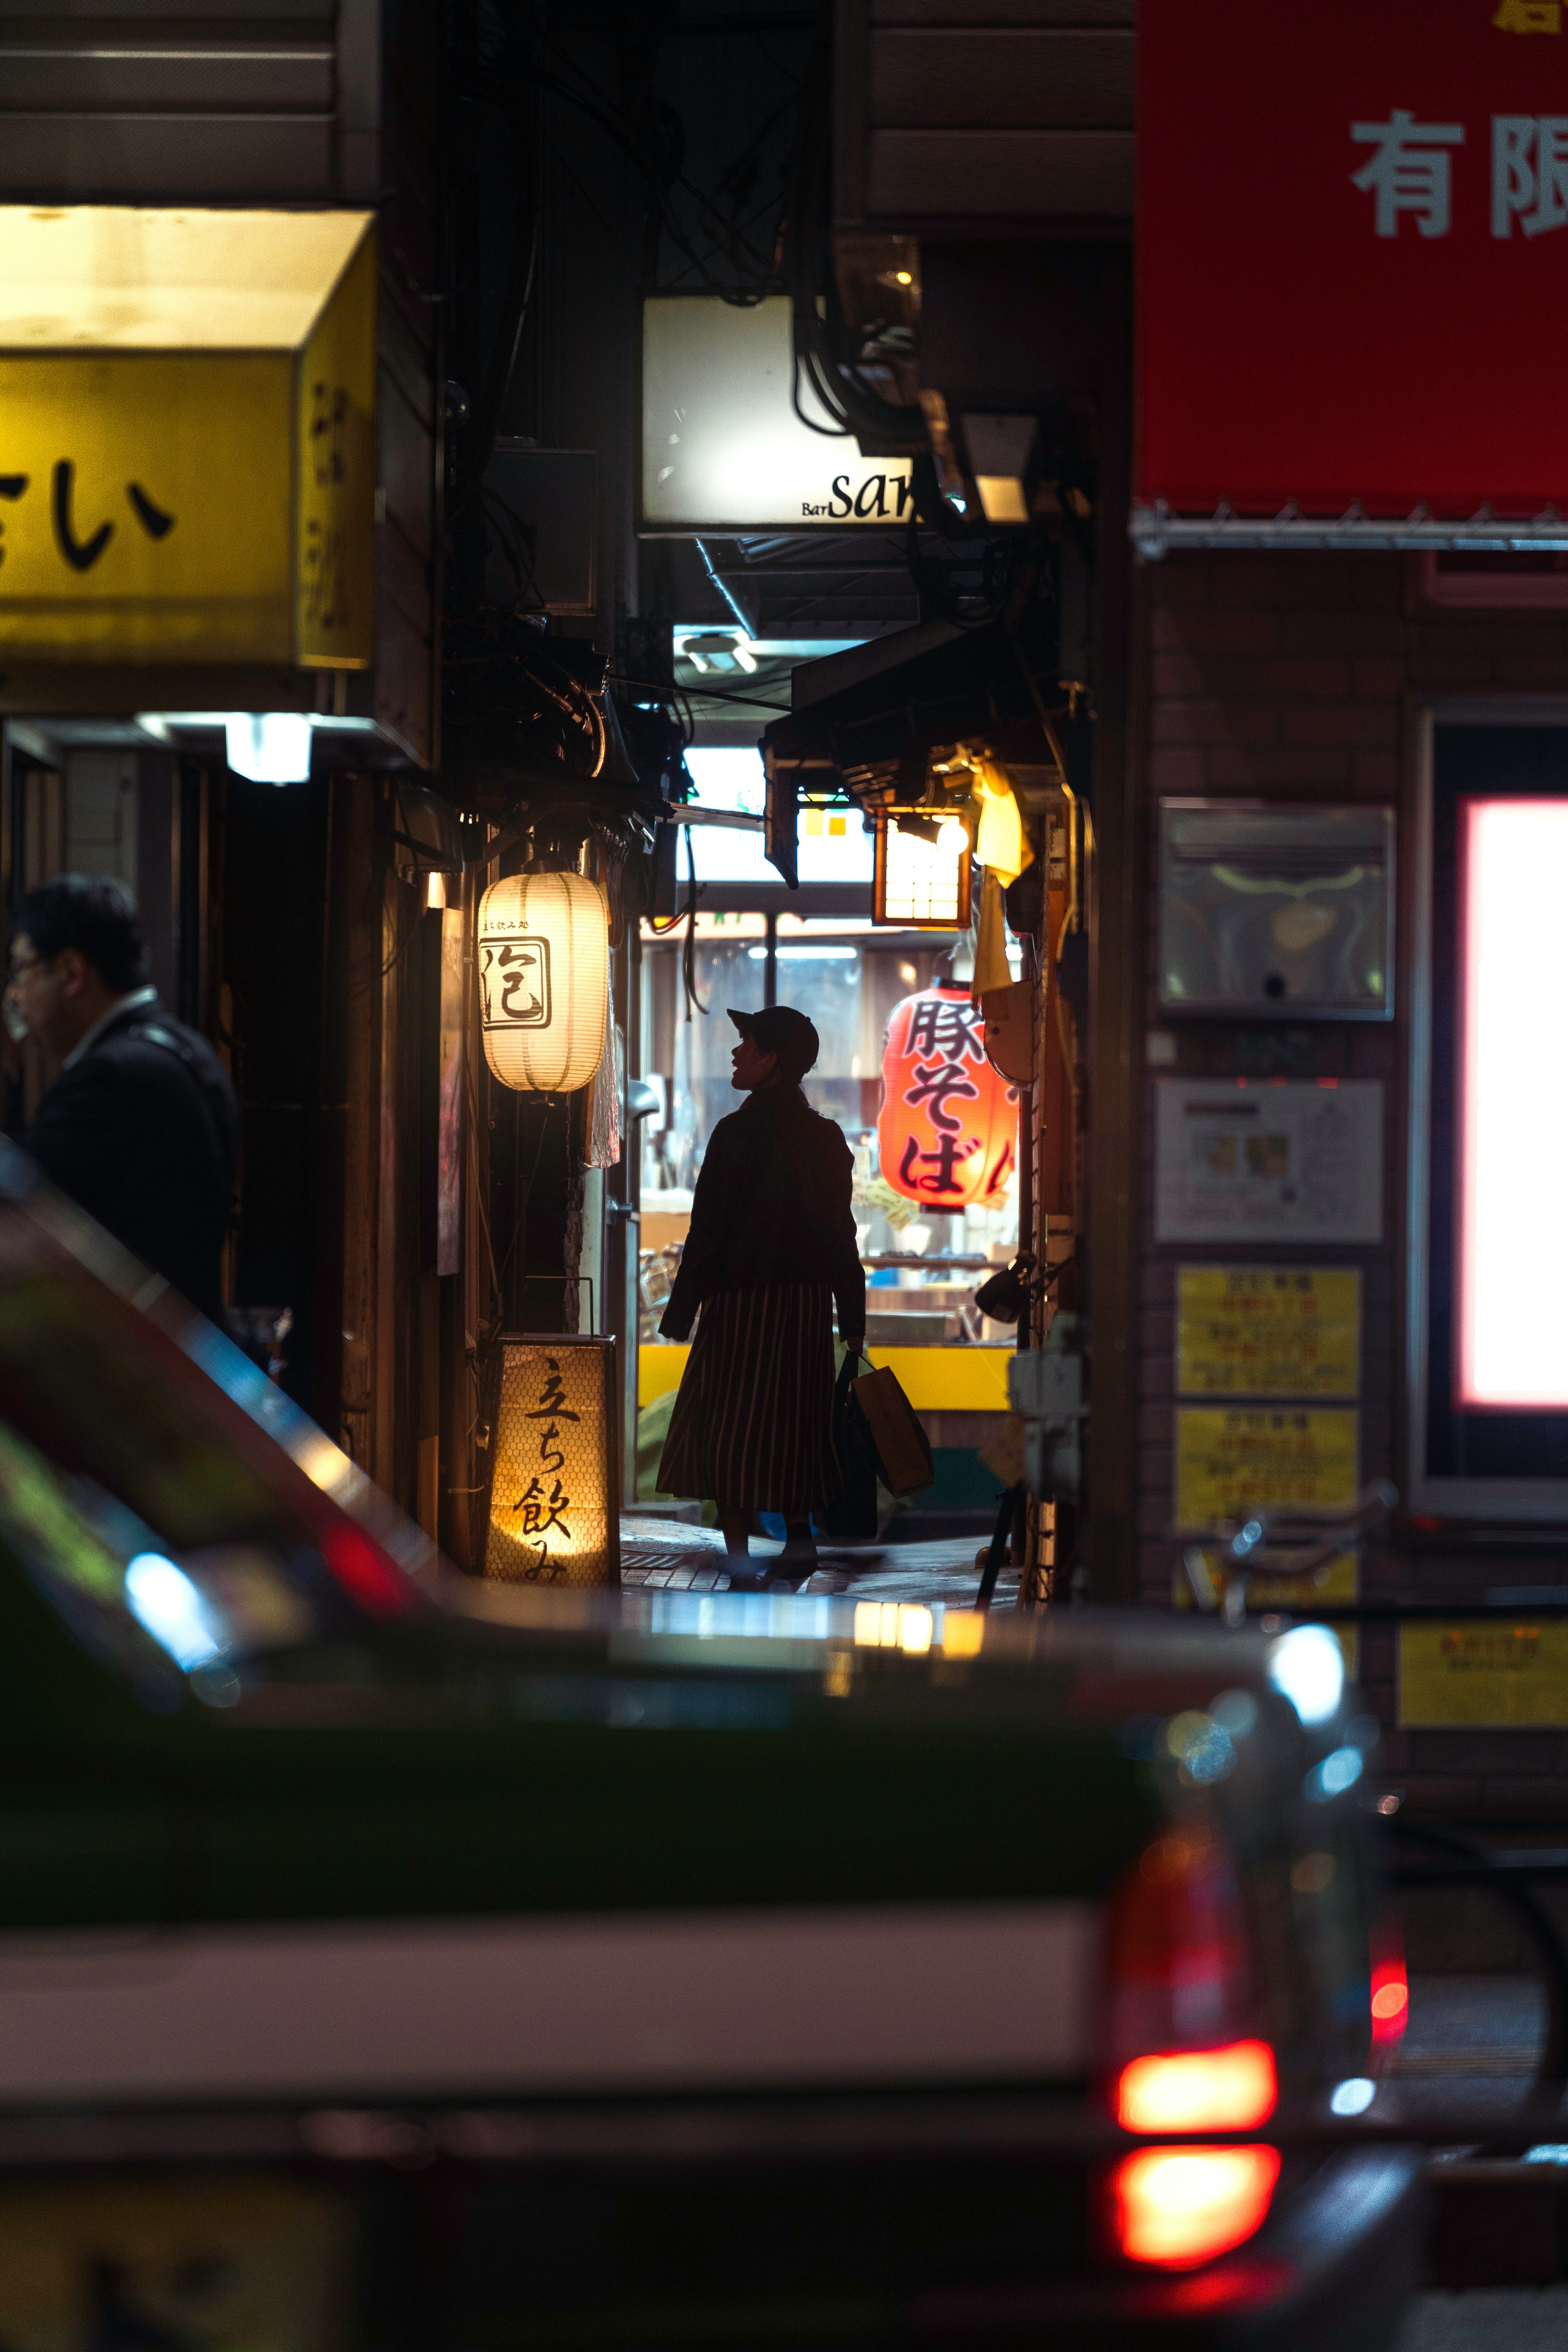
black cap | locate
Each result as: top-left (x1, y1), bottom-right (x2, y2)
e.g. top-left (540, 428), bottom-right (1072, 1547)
top-left (728, 1003), bottom-right (820, 1081)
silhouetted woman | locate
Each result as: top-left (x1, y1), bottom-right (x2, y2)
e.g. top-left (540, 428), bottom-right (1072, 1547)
top-left (657, 1003), bottom-right (865, 1575)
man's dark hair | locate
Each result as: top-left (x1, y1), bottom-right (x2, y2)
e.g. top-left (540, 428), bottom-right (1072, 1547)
top-left (12, 873), bottom-right (148, 994)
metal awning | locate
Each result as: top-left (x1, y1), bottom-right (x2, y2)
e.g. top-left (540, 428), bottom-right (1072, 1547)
top-left (1131, 499), bottom-right (1568, 563)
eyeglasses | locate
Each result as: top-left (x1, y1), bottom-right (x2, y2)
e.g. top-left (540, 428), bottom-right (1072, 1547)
top-left (4, 953), bottom-right (51, 989)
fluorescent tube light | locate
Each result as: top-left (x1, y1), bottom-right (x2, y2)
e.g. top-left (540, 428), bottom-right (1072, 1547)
top-left (1457, 796), bottom-right (1568, 1408)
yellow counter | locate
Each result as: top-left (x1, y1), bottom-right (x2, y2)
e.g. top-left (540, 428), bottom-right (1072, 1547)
top-left (638, 1343), bottom-right (1012, 1412)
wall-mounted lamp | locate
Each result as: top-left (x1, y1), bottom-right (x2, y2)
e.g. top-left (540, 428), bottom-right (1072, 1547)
top-left (226, 712), bottom-right (313, 784)
top-left (960, 414), bottom-right (1039, 527)
top-left (873, 815), bottom-right (972, 929)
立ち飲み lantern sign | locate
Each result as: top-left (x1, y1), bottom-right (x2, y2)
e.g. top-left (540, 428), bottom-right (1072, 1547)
top-left (878, 984), bottom-right (1017, 1209)
top-left (486, 1336), bottom-right (620, 1586)
top-left (478, 871), bottom-right (609, 1093)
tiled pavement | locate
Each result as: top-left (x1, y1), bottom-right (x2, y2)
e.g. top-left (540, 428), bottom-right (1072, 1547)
top-left (619, 1515), bottom-right (1021, 1610)
top-left (1392, 1974), bottom-right (1552, 2132)
top-left (1398, 2290), bottom-right (1568, 2349)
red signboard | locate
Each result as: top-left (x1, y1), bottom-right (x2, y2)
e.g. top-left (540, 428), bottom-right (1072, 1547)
top-left (1138, 2), bottom-right (1568, 517)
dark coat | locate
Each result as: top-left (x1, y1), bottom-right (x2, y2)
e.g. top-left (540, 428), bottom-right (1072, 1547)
top-left (27, 998), bottom-right (238, 1328)
top-left (659, 1082), bottom-right (865, 1343)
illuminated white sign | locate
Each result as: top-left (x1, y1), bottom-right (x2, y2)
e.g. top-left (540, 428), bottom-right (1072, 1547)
top-left (641, 298), bottom-right (915, 531)
top-left (1457, 795), bottom-right (1568, 1410)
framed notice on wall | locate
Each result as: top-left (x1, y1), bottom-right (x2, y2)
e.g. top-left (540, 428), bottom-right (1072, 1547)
top-left (1154, 1080), bottom-right (1382, 1245)
top-left (1400, 1623), bottom-right (1568, 1728)
top-left (1176, 1268), bottom-right (1361, 1399)
top-left (1174, 1406), bottom-right (1359, 1529)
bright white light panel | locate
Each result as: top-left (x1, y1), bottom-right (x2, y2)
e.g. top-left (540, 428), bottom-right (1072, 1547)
top-left (1457, 796), bottom-right (1568, 1410)
top-left (682, 749), bottom-right (872, 885)
top-left (880, 826), bottom-right (966, 925)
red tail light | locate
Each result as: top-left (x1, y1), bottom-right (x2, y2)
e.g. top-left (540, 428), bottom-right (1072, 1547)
top-left (1367, 1901), bottom-right (1408, 2056)
top-left (1102, 1834), bottom-right (1279, 2270)
top-left (1116, 2040), bottom-right (1277, 2134)
top-left (317, 1521), bottom-right (418, 1616)
top-left (1111, 2145), bottom-right (1282, 2270)
top-left (1105, 1831), bottom-right (1254, 2061)
top-left (1370, 1954), bottom-right (1408, 2048)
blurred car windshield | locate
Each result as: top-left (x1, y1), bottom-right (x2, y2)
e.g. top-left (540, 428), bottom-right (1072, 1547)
top-left (0, 1167), bottom-right (426, 1685)
top-left (0, 1411), bottom-right (320, 1690)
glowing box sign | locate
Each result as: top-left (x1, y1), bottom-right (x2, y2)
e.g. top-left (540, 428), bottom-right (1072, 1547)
top-left (0, 206), bottom-right (376, 666)
top-left (486, 1336), bottom-right (620, 1588)
top-left (641, 297), bottom-right (915, 531)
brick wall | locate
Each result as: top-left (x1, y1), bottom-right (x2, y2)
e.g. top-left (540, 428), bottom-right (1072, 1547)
top-left (1138, 551), bottom-right (1568, 1822)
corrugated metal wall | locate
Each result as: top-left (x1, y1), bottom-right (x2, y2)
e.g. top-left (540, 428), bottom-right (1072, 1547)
top-left (0, 0), bottom-right (440, 757)
top-left (0, 0), bottom-right (386, 201)
top-left (835, 0), bottom-right (1135, 232)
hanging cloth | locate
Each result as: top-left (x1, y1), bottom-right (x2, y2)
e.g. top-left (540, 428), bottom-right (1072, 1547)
top-left (972, 758), bottom-right (1031, 885)
top-left (584, 999), bottom-right (622, 1167)
top-left (973, 867), bottom-right (1012, 1002)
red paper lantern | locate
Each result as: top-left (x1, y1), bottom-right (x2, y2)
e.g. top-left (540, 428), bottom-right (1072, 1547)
top-left (878, 984), bottom-right (1018, 1210)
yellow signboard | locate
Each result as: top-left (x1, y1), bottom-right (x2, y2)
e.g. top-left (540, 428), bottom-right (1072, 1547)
top-left (1400, 1622), bottom-right (1568, 1726)
top-left (0, 2173), bottom-right (352, 2350)
top-left (1176, 1267), bottom-right (1361, 1398)
top-left (0, 207), bottom-right (374, 666)
top-left (1174, 1546), bottom-right (1359, 1676)
top-left (1174, 1406), bottom-right (1359, 1526)
top-left (1176, 1544), bottom-right (1359, 1614)
top-left (638, 1342), bottom-right (1011, 1412)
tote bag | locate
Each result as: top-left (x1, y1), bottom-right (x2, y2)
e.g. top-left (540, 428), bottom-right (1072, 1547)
top-left (817, 1351), bottom-right (882, 1540)
top-left (851, 1363), bottom-right (935, 1497)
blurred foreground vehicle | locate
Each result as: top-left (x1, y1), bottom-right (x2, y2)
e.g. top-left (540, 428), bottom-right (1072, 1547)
top-left (0, 1144), bottom-right (1418, 2350)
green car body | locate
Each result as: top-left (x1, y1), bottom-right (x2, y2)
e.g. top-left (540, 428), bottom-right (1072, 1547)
top-left (0, 1145), bottom-right (1420, 2350)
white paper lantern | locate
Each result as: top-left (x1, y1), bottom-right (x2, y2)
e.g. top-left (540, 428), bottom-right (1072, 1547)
top-left (477, 871), bottom-right (609, 1093)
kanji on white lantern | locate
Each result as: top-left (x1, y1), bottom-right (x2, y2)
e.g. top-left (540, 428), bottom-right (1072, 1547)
top-left (477, 871), bottom-right (609, 1093)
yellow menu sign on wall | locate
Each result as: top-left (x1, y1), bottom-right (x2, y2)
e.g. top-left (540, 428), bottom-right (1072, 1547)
top-left (1400, 1623), bottom-right (1568, 1727)
top-left (1176, 1267), bottom-right (1361, 1398)
top-left (1174, 1406), bottom-right (1359, 1526)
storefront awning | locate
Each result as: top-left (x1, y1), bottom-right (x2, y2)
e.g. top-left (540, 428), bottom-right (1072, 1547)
top-left (1131, 503), bottom-right (1568, 564)
top-left (0, 207), bottom-right (375, 669)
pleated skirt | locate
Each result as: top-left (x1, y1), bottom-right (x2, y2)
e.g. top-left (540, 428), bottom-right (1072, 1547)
top-left (657, 1283), bottom-right (836, 1515)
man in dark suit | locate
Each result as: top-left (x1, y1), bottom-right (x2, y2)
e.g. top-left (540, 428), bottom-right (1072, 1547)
top-left (5, 874), bottom-right (238, 1327)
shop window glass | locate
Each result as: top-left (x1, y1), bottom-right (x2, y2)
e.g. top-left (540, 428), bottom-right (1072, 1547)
top-left (641, 923), bottom-right (1018, 1346)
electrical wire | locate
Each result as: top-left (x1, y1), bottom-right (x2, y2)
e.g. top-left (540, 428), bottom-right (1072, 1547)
top-left (452, 212), bottom-right (541, 519)
top-left (681, 823), bottom-right (707, 1020)
top-left (607, 671), bottom-right (790, 713)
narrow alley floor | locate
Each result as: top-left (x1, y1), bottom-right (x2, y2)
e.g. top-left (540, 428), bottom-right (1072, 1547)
top-left (619, 1513), bottom-right (1020, 1608)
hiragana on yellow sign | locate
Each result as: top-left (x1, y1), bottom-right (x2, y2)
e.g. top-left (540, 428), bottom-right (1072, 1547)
top-left (1176, 1266), bottom-right (1361, 1398)
top-left (0, 207), bottom-right (375, 667)
top-left (1494, 0), bottom-right (1560, 34)
top-left (1401, 1622), bottom-right (1568, 1724)
top-left (1174, 1407), bottom-right (1359, 1526)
